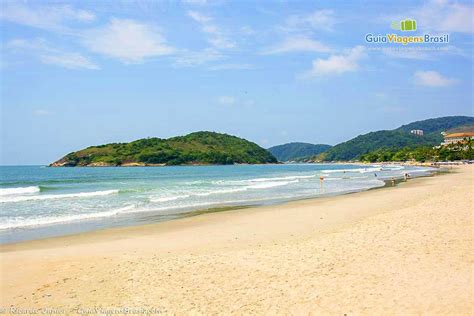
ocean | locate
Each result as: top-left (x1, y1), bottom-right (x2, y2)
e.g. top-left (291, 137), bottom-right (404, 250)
top-left (0, 164), bottom-right (436, 243)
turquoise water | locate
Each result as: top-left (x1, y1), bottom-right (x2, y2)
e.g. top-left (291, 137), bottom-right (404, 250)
top-left (0, 164), bottom-right (435, 243)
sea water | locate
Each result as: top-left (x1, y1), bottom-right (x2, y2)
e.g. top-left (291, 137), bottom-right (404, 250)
top-left (0, 164), bottom-right (436, 243)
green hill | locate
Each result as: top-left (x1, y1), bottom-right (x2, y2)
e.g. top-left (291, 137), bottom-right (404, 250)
top-left (395, 116), bottom-right (474, 134)
top-left (50, 131), bottom-right (277, 167)
top-left (268, 142), bottom-right (332, 162)
top-left (316, 116), bottom-right (474, 161)
top-left (445, 125), bottom-right (474, 134)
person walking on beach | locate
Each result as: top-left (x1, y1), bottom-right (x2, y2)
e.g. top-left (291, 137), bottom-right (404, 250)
top-left (391, 177), bottom-right (396, 186)
top-left (319, 176), bottom-right (324, 188)
top-left (404, 173), bottom-right (410, 181)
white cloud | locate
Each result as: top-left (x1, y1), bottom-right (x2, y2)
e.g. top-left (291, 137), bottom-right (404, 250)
top-left (418, 1), bottom-right (473, 33)
top-left (374, 92), bottom-right (388, 99)
top-left (187, 11), bottom-right (211, 23)
top-left (305, 46), bottom-right (367, 77)
top-left (384, 0), bottom-right (473, 34)
top-left (174, 48), bottom-right (223, 67)
top-left (0, 3), bottom-right (95, 33)
top-left (244, 99), bottom-right (255, 107)
top-left (33, 109), bottom-right (51, 116)
top-left (7, 38), bottom-right (98, 70)
top-left (208, 63), bottom-right (254, 71)
top-left (283, 10), bottom-right (336, 33)
top-left (439, 5), bottom-right (473, 33)
top-left (240, 26), bottom-right (256, 36)
top-left (217, 96), bottom-right (236, 105)
top-left (186, 11), bottom-right (235, 50)
top-left (182, 0), bottom-right (208, 5)
top-left (40, 53), bottom-right (99, 70)
top-left (207, 36), bottom-right (235, 49)
top-left (263, 37), bottom-right (331, 54)
top-left (82, 18), bottom-right (174, 64)
top-left (1, 4), bottom-right (176, 66)
top-left (414, 70), bottom-right (458, 87)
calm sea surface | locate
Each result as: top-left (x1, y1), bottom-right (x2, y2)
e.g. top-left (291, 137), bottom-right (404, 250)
top-left (0, 164), bottom-right (436, 243)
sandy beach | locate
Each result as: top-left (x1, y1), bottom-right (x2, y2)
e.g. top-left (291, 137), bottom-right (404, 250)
top-left (1, 165), bottom-right (472, 314)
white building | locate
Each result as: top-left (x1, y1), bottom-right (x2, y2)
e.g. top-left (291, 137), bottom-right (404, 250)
top-left (410, 129), bottom-right (424, 136)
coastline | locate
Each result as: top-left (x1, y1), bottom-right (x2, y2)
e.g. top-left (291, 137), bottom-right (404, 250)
top-left (1, 163), bottom-right (432, 244)
top-left (0, 165), bottom-right (472, 313)
top-left (48, 162), bottom-right (284, 167)
top-left (0, 164), bottom-right (436, 245)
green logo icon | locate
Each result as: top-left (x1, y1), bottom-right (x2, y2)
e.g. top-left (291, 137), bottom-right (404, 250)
top-left (391, 19), bottom-right (417, 31)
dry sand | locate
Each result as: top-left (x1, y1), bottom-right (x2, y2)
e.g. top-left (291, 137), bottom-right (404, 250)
top-left (1, 165), bottom-right (473, 314)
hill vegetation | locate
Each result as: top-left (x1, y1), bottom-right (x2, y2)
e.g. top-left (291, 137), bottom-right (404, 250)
top-left (315, 116), bottom-right (474, 161)
top-left (395, 116), bottom-right (474, 134)
top-left (268, 142), bottom-right (332, 162)
top-left (51, 132), bottom-right (277, 167)
top-left (445, 125), bottom-right (474, 134)
top-left (359, 140), bottom-right (473, 163)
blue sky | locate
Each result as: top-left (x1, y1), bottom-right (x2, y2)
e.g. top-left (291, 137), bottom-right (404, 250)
top-left (0, 0), bottom-right (473, 165)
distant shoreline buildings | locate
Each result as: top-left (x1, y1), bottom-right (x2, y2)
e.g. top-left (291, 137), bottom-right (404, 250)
top-left (441, 132), bottom-right (474, 146)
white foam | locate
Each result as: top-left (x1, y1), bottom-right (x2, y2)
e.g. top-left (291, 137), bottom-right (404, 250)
top-left (248, 180), bottom-right (299, 189)
top-left (157, 179), bottom-right (301, 200)
top-left (195, 187), bottom-right (248, 196)
top-left (196, 179), bottom-right (300, 196)
top-left (0, 189), bottom-right (119, 203)
top-left (150, 195), bottom-right (190, 202)
top-left (322, 167), bottom-right (382, 174)
top-left (248, 175), bottom-right (315, 182)
top-left (0, 204), bottom-right (136, 230)
top-left (405, 168), bottom-right (433, 174)
top-left (221, 174), bottom-right (315, 185)
top-left (0, 186), bottom-right (40, 196)
top-left (360, 167), bottom-right (383, 173)
top-left (385, 166), bottom-right (404, 171)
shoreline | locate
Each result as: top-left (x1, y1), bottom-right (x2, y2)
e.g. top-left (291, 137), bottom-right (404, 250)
top-left (2, 169), bottom-right (438, 252)
top-left (0, 165), bottom-right (438, 246)
top-left (48, 162), bottom-right (285, 168)
top-left (1, 165), bottom-right (472, 313)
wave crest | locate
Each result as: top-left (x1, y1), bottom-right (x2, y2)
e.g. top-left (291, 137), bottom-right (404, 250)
top-left (0, 189), bottom-right (119, 203)
top-left (0, 186), bottom-right (40, 196)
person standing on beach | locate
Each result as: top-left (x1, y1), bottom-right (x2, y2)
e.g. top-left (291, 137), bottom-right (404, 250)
top-left (319, 176), bottom-right (324, 188)
top-left (404, 173), bottom-right (410, 181)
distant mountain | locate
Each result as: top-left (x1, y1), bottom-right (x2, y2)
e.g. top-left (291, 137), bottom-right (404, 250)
top-left (316, 116), bottom-right (474, 161)
top-left (268, 142), bottom-right (332, 162)
top-left (51, 131), bottom-right (277, 167)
